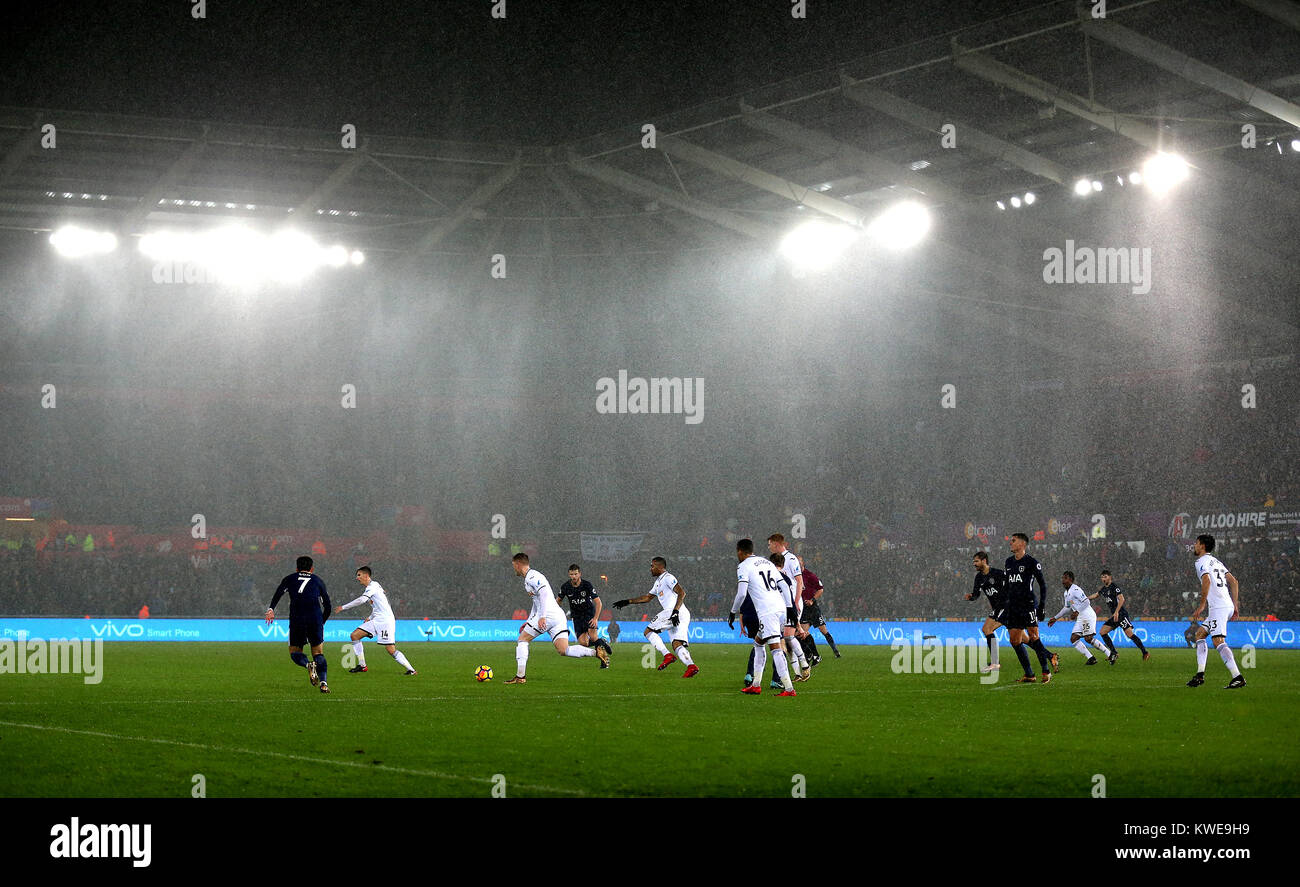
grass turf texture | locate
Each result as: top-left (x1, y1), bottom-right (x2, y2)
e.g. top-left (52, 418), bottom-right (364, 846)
top-left (1, 642), bottom-right (1296, 798)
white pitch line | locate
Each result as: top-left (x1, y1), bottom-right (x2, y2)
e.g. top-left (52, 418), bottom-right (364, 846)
top-left (0, 719), bottom-right (584, 797)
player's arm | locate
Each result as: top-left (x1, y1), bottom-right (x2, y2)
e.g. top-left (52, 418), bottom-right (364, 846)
top-left (1032, 565), bottom-right (1048, 616)
top-left (318, 579), bottom-right (330, 622)
top-left (1048, 602), bottom-right (1072, 626)
top-left (266, 580), bottom-right (288, 622)
top-left (611, 593), bottom-right (653, 608)
top-left (1192, 572), bottom-right (1210, 618)
top-left (335, 594), bottom-right (369, 615)
top-left (590, 594), bottom-right (602, 628)
top-left (670, 583), bottom-right (685, 624)
top-left (1226, 572), bottom-right (1240, 617)
top-left (965, 577), bottom-right (980, 601)
top-left (729, 580), bottom-right (749, 629)
top-left (1115, 592), bottom-right (1125, 612)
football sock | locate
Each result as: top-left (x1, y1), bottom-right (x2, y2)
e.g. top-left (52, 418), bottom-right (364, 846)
top-left (746, 647), bottom-right (756, 680)
top-left (802, 635), bottom-right (819, 660)
top-left (646, 633), bottom-right (669, 656)
top-left (290, 651), bottom-right (309, 668)
top-left (789, 636), bottom-right (807, 668)
top-left (785, 640), bottom-right (803, 676)
top-left (752, 643), bottom-right (768, 686)
top-left (824, 632), bottom-right (839, 655)
top-left (313, 654), bottom-right (327, 683)
top-left (1073, 639), bottom-right (1091, 659)
top-left (516, 640), bottom-right (530, 676)
top-left (1215, 642), bottom-right (1241, 678)
top-left (564, 644), bottom-right (595, 658)
top-left (1102, 633), bottom-right (1117, 653)
top-left (1089, 637), bottom-right (1110, 654)
top-left (1029, 638), bottom-right (1052, 669)
top-left (675, 646), bottom-right (694, 667)
top-left (391, 650), bottom-right (412, 670)
top-left (1012, 643), bottom-right (1033, 677)
top-left (352, 641), bottom-right (367, 667)
top-left (1131, 634), bottom-right (1148, 654)
top-left (772, 649), bottom-right (793, 692)
top-left (984, 633), bottom-right (1000, 666)
top-left (1195, 638), bottom-right (1208, 672)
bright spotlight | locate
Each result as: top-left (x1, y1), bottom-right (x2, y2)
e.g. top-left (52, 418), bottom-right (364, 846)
top-left (325, 245), bottom-right (349, 268)
top-left (779, 219), bottom-right (859, 270)
top-left (1009, 196), bottom-right (1022, 208)
top-left (1023, 192), bottom-right (1036, 205)
top-left (349, 250), bottom-right (365, 266)
top-left (1073, 179), bottom-right (1092, 197)
top-left (50, 225), bottom-right (118, 258)
top-left (995, 200), bottom-right (1006, 211)
top-left (1128, 171), bottom-right (1142, 185)
top-left (1091, 180), bottom-right (1103, 192)
top-left (866, 201), bottom-right (931, 250)
top-left (1141, 152), bottom-right (1190, 195)
top-left (1290, 138), bottom-right (1300, 152)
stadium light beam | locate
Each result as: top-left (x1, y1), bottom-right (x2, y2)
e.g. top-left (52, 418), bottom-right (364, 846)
top-left (1073, 178), bottom-right (1093, 197)
top-left (778, 219), bottom-right (859, 271)
top-left (50, 225), bottom-right (118, 258)
top-left (1141, 152), bottom-right (1190, 195)
top-left (866, 201), bottom-right (931, 250)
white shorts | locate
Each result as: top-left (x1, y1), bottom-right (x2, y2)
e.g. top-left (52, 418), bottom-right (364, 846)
top-left (1072, 611), bottom-right (1097, 636)
top-left (524, 607), bottom-right (570, 640)
top-left (359, 620), bottom-right (395, 645)
top-left (754, 608), bottom-right (785, 644)
top-left (647, 606), bottom-right (691, 643)
top-left (1202, 606), bottom-right (1233, 640)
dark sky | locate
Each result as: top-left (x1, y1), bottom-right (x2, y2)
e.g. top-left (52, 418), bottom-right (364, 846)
top-left (0, 0), bottom-right (1032, 143)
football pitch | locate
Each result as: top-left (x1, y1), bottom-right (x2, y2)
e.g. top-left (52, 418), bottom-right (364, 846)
top-left (1, 642), bottom-right (1297, 798)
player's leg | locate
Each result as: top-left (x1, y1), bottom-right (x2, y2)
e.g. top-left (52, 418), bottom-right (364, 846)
top-left (1123, 623), bottom-right (1150, 659)
top-left (744, 639), bottom-right (768, 694)
top-left (1212, 631), bottom-right (1244, 687)
top-left (349, 626), bottom-right (370, 672)
top-left (509, 625), bottom-right (538, 683)
top-left (288, 643), bottom-right (312, 671)
top-left (1069, 632), bottom-right (1094, 662)
top-left (1007, 627), bottom-right (1035, 681)
top-left (310, 637), bottom-right (329, 692)
top-left (769, 639), bottom-right (795, 694)
top-left (1024, 624), bottom-right (1057, 674)
top-left (1188, 622), bottom-right (1211, 686)
top-left (981, 616), bottom-right (1001, 671)
top-left (783, 627), bottom-right (805, 678)
top-left (799, 624), bottom-right (820, 664)
top-left (643, 626), bottom-right (671, 666)
top-left (555, 629), bottom-right (596, 659)
top-left (817, 621), bottom-right (841, 657)
top-left (383, 642), bottom-right (416, 674)
top-left (1099, 622), bottom-right (1118, 655)
top-left (671, 637), bottom-right (698, 677)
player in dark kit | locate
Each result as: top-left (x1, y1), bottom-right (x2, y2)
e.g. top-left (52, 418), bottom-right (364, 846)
top-left (1004, 533), bottom-right (1059, 683)
top-left (964, 551), bottom-right (1005, 673)
top-left (555, 564), bottom-right (611, 667)
top-left (265, 555), bottom-right (332, 693)
top-left (1089, 569), bottom-right (1150, 662)
top-left (797, 567), bottom-right (840, 663)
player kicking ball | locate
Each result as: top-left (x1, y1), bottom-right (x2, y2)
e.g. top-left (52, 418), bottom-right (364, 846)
top-left (1047, 571), bottom-right (1113, 665)
top-left (611, 557), bottom-right (699, 678)
top-left (1187, 534), bottom-right (1245, 690)
top-left (506, 553), bottom-right (608, 684)
top-left (335, 565), bottom-right (416, 675)
top-left (731, 538), bottom-right (797, 696)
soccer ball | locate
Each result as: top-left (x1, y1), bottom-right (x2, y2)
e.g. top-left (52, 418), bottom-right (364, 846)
top-left (475, 665), bottom-right (493, 682)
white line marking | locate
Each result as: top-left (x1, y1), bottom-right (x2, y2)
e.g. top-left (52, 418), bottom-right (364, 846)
top-left (0, 719), bottom-right (584, 796)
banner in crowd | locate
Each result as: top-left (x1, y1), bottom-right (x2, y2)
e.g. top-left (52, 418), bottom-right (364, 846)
top-left (3, 618), bottom-right (1298, 648)
top-left (0, 497), bottom-right (55, 519)
top-left (1165, 506), bottom-right (1297, 540)
top-left (580, 532), bottom-right (645, 562)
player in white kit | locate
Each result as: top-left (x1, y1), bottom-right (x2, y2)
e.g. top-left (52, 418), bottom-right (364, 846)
top-left (769, 544), bottom-right (809, 683)
top-left (506, 553), bottom-right (607, 684)
top-left (335, 566), bottom-right (417, 674)
top-left (1047, 571), bottom-right (1113, 665)
top-left (731, 538), bottom-right (797, 696)
top-left (1187, 534), bottom-right (1245, 689)
top-left (611, 557), bottom-right (699, 677)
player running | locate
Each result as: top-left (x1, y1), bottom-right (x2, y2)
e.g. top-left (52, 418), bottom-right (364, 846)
top-left (1004, 533), bottom-right (1059, 683)
top-left (265, 555), bottom-right (332, 694)
top-left (334, 565), bottom-right (417, 675)
top-left (1187, 534), bottom-right (1245, 689)
top-left (1047, 571), bottom-right (1113, 665)
top-left (797, 566), bottom-right (841, 661)
top-left (612, 557), bottom-right (699, 678)
top-left (1089, 570), bottom-right (1150, 662)
top-left (731, 538), bottom-right (797, 696)
top-left (555, 564), bottom-right (610, 667)
top-left (964, 551), bottom-right (1005, 673)
top-left (506, 553), bottom-right (608, 684)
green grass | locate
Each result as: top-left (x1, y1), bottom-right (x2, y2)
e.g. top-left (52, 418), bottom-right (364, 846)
top-left (1, 642), bottom-right (1297, 797)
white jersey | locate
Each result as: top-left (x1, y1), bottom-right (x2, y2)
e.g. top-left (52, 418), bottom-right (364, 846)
top-left (649, 571), bottom-right (681, 612)
top-left (523, 568), bottom-right (560, 616)
top-left (343, 579), bottom-right (395, 625)
top-left (775, 550), bottom-right (802, 610)
top-left (733, 555), bottom-right (787, 615)
top-left (1195, 554), bottom-right (1234, 610)
top-left (1054, 584), bottom-right (1094, 622)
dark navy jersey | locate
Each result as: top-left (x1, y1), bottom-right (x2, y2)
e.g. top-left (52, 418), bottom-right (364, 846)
top-left (269, 571), bottom-right (331, 623)
top-left (1004, 555), bottom-right (1046, 612)
top-left (1099, 583), bottom-right (1125, 613)
top-left (556, 579), bottom-right (599, 613)
top-left (971, 568), bottom-right (1007, 606)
